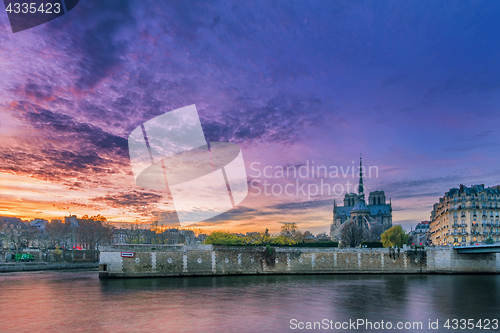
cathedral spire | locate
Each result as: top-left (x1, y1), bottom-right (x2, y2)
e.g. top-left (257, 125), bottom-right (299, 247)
top-left (358, 155), bottom-right (365, 199)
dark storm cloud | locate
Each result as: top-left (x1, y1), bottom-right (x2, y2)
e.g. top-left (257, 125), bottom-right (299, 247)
top-left (201, 94), bottom-right (324, 144)
top-left (150, 210), bottom-right (180, 226)
top-left (201, 206), bottom-right (260, 224)
top-left (50, 0), bottom-right (137, 90)
top-left (381, 176), bottom-right (464, 200)
top-left (23, 83), bottom-right (54, 101)
top-left (92, 190), bottom-right (163, 209)
top-left (0, 102), bottom-right (131, 185)
top-left (269, 199), bottom-right (332, 211)
top-left (16, 104), bottom-right (128, 157)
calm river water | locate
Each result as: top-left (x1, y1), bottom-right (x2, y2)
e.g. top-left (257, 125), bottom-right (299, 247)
top-left (0, 271), bottom-right (499, 333)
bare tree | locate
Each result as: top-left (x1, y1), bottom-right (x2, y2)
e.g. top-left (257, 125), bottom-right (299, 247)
top-left (367, 223), bottom-right (384, 242)
top-left (77, 219), bottom-right (114, 261)
top-left (19, 225), bottom-right (40, 249)
top-left (46, 220), bottom-right (71, 249)
top-left (340, 221), bottom-right (366, 247)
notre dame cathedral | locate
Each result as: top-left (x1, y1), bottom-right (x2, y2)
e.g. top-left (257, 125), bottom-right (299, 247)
top-left (330, 158), bottom-right (392, 242)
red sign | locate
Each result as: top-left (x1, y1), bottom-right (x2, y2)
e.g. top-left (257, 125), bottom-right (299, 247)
top-left (121, 252), bottom-right (135, 258)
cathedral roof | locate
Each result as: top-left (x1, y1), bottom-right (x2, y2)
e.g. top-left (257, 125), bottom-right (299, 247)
top-left (334, 203), bottom-right (391, 216)
top-left (446, 184), bottom-right (500, 197)
top-left (352, 199), bottom-right (370, 212)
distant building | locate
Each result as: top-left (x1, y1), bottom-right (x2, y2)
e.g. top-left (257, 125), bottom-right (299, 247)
top-left (330, 158), bottom-right (393, 242)
top-left (302, 231), bottom-right (314, 241)
top-left (409, 221), bottom-right (430, 246)
top-left (315, 232), bottom-right (331, 242)
top-left (0, 216), bottom-right (29, 250)
top-left (196, 234), bottom-right (208, 243)
top-left (30, 219), bottom-right (48, 231)
top-left (64, 215), bottom-right (79, 227)
top-left (112, 228), bottom-right (129, 244)
top-left (163, 229), bottom-right (186, 244)
top-left (430, 184), bottom-right (500, 246)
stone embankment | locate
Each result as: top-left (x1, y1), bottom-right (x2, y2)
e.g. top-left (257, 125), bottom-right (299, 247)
top-left (98, 244), bottom-right (500, 278)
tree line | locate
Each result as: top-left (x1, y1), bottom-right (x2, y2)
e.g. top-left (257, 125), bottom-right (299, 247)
top-left (0, 215), bottom-right (113, 251)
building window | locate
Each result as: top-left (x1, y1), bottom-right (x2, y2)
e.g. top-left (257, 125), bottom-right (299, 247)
top-left (454, 237), bottom-right (458, 243)
top-left (491, 211), bottom-right (494, 217)
top-left (454, 212), bottom-right (458, 218)
top-left (454, 197), bottom-right (458, 202)
top-left (462, 237), bottom-right (466, 242)
top-left (482, 195), bottom-right (486, 200)
top-left (483, 203), bottom-right (487, 209)
top-left (462, 196), bottom-right (465, 201)
top-left (483, 210), bottom-right (487, 216)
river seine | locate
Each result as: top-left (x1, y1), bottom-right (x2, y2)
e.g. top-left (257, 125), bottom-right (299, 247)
top-left (0, 271), bottom-right (499, 333)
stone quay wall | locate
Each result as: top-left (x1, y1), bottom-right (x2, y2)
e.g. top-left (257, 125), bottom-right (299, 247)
top-left (98, 244), bottom-right (500, 278)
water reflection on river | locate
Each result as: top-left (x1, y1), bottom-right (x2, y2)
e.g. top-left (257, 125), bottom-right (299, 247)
top-left (0, 271), bottom-right (499, 332)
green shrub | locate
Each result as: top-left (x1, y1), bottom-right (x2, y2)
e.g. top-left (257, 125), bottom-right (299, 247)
top-left (360, 241), bottom-right (383, 248)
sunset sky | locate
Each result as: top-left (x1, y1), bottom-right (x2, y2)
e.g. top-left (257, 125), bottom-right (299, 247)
top-left (1, 1), bottom-right (500, 234)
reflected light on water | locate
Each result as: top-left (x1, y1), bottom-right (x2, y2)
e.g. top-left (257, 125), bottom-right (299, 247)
top-left (0, 271), bottom-right (499, 333)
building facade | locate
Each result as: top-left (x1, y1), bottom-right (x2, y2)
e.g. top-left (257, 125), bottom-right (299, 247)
top-left (430, 184), bottom-right (500, 246)
top-left (330, 159), bottom-right (393, 241)
top-left (409, 221), bottom-right (430, 246)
